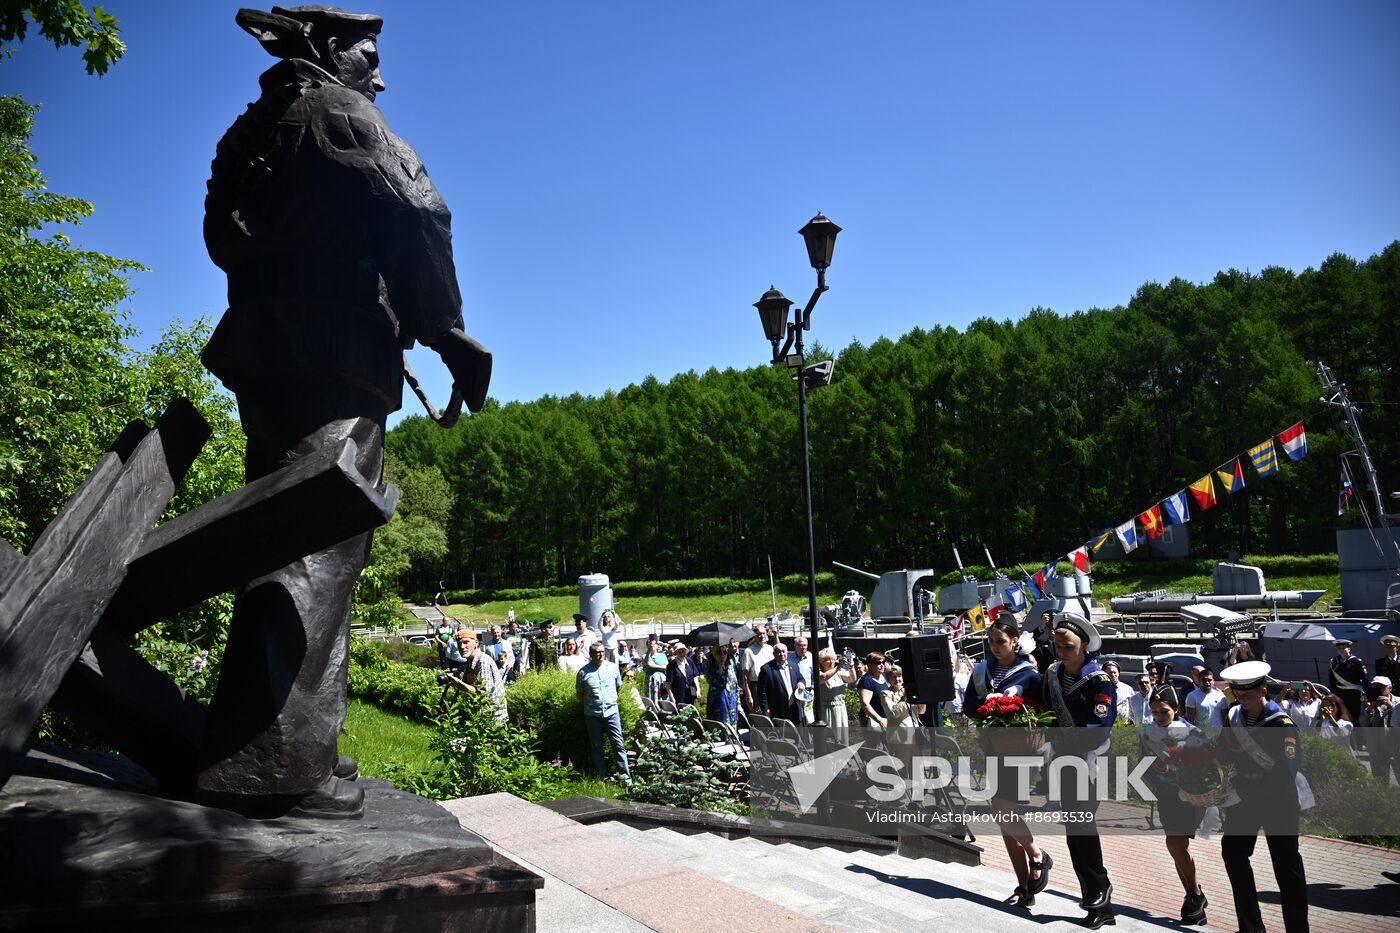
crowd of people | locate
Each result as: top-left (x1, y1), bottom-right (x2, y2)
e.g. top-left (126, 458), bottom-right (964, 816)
top-left (425, 603), bottom-right (1398, 932)
top-left (432, 608), bottom-right (640, 784)
top-left (953, 611), bottom-right (1400, 932)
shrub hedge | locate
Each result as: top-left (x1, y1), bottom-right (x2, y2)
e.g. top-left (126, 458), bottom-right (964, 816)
top-left (506, 667), bottom-right (644, 774)
top-left (427, 555), bottom-right (1337, 606)
top-left (376, 640), bottom-right (441, 669)
top-left (347, 638), bottom-right (442, 718)
top-left (431, 571), bottom-right (841, 606)
top-left (347, 637), bottom-right (643, 774)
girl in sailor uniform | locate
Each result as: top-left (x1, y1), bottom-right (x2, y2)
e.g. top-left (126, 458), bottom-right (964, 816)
top-left (1039, 612), bottom-right (1116, 930)
top-left (1138, 684), bottom-right (1208, 926)
top-left (964, 616), bottom-right (1051, 909)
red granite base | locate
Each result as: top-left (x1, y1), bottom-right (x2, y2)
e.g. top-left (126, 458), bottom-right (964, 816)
top-left (0, 856), bottom-right (543, 932)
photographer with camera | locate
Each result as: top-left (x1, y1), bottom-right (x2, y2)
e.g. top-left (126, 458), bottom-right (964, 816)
top-left (1317, 693), bottom-right (1356, 754)
top-left (1280, 680), bottom-right (1323, 731)
top-left (437, 630), bottom-right (507, 723)
top-left (1363, 675), bottom-right (1398, 785)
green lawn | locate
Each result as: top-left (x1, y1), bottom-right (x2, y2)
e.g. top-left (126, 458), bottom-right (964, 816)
top-left (339, 697), bottom-right (626, 802)
top-left (439, 573), bottom-right (1341, 629)
top-left (339, 698), bottom-right (439, 779)
top-left (442, 590), bottom-right (844, 629)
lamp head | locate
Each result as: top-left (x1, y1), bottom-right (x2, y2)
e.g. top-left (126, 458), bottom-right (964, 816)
top-left (754, 286), bottom-right (793, 343)
top-left (799, 212), bottom-right (841, 272)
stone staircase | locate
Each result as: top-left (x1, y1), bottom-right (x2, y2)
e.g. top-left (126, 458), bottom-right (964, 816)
top-left (448, 793), bottom-right (1181, 931)
top-left (591, 821), bottom-right (1180, 931)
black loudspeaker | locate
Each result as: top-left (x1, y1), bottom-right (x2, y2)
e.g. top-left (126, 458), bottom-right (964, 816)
top-left (898, 634), bottom-right (954, 705)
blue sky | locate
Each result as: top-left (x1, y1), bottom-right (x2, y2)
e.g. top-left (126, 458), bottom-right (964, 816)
top-left (7, 1), bottom-right (1398, 425)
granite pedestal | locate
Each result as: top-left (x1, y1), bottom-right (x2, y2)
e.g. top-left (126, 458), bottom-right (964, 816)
top-left (0, 744), bottom-right (541, 931)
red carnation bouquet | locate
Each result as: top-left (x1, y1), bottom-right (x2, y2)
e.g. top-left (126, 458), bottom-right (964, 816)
top-left (976, 693), bottom-right (1054, 755)
top-left (1162, 741), bottom-right (1232, 807)
top-left (976, 693), bottom-right (1055, 728)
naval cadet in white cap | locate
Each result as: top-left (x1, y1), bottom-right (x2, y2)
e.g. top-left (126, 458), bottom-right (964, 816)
top-left (1218, 660), bottom-right (1309, 933)
top-left (1328, 638), bottom-right (1369, 725)
top-left (1376, 634), bottom-right (1400, 686)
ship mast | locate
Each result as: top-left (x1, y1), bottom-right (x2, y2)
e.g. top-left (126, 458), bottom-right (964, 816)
top-left (1317, 360), bottom-right (1394, 528)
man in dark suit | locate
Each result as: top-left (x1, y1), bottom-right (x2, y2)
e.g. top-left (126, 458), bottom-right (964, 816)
top-left (758, 643), bottom-right (806, 725)
top-left (1377, 635), bottom-right (1400, 685)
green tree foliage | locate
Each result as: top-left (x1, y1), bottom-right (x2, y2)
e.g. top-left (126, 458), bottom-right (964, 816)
top-left (0, 1), bottom-right (125, 75)
top-left (388, 242), bottom-right (1399, 591)
top-left (132, 318), bottom-right (246, 651)
top-left (355, 453), bottom-right (455, 623)
top-left (0, 92), bottom-right (244, 661)
top-left (0, 94), bottom-right (145, 548)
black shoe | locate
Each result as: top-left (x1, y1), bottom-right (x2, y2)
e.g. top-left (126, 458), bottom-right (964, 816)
top-left (286, 775), bottom-right (366, 820)
top-left (1080, 908), bottom-right (1115, 929)
top-left (1081, 882), bottom-right (1113, 910)
top-left (1005, 886), bottom-right (1033, 908)
top-left (1027, 851), bottom-right (1053, 896)
top-left (1180, 888), bottom-right (1208, 925)
top-left (194, 774), bottom-right (365, 820)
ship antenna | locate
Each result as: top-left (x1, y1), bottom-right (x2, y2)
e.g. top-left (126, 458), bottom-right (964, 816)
top-left (1317, 361), bottom-right (1400, 568)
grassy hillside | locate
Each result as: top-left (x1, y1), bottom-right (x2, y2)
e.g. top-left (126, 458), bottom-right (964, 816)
top-left (437, 566), bottom-right (1342, 630)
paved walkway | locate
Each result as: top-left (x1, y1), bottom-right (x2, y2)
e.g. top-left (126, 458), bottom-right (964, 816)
top-left (454, 791), bottom-right (1400, 932)
top-left (1027, 830), bottom-right (1400, 932)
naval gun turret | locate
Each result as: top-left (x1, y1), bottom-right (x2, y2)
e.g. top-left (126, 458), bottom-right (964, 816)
top-left (832, 562), bottom-right (938, 627)
top-left (1110, 562), bottom-right (1324, 614)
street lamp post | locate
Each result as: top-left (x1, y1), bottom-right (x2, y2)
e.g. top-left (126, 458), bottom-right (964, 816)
top-left (753, 212), bottom-right (841, 728)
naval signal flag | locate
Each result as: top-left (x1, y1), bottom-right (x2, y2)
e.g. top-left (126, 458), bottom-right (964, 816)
top-left (1114, 519), bottom-right (1139, 554)
top-left (1189, 474), bottom-right (1218, 511)
top-left (1138, 504), bottom-right (1165, 539)
top-left (1162, 490), bottom-right (1190, 525)
top-left (1069, 546), bottom-right (1090, 574)
top-left (1216, 458), bottom-right (1246, 495)
top-left (1248, 439), bottom-right (1279, 477)
top-left (1278, 422), bottom-right (1307, 462)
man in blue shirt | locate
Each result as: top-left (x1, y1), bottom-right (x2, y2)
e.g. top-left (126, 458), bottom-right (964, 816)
top-left (577, 642), bottom-right (631, 784)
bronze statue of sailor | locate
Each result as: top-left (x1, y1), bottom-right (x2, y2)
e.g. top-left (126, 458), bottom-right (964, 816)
top-left (198, 4), bottom-right (490, 817)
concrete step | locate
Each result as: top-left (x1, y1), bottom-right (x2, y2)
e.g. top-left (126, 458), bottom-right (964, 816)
top-left (723, 837), bottom-right (946, 924)
top-left (598, 820), bottom-right (1180, 932)
top-left (451, 792), bottom-right (1199, 932)
top-left (446, 793), bottom-right (834, 932)
top-left (592, 824), bottom-right (891, 931)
